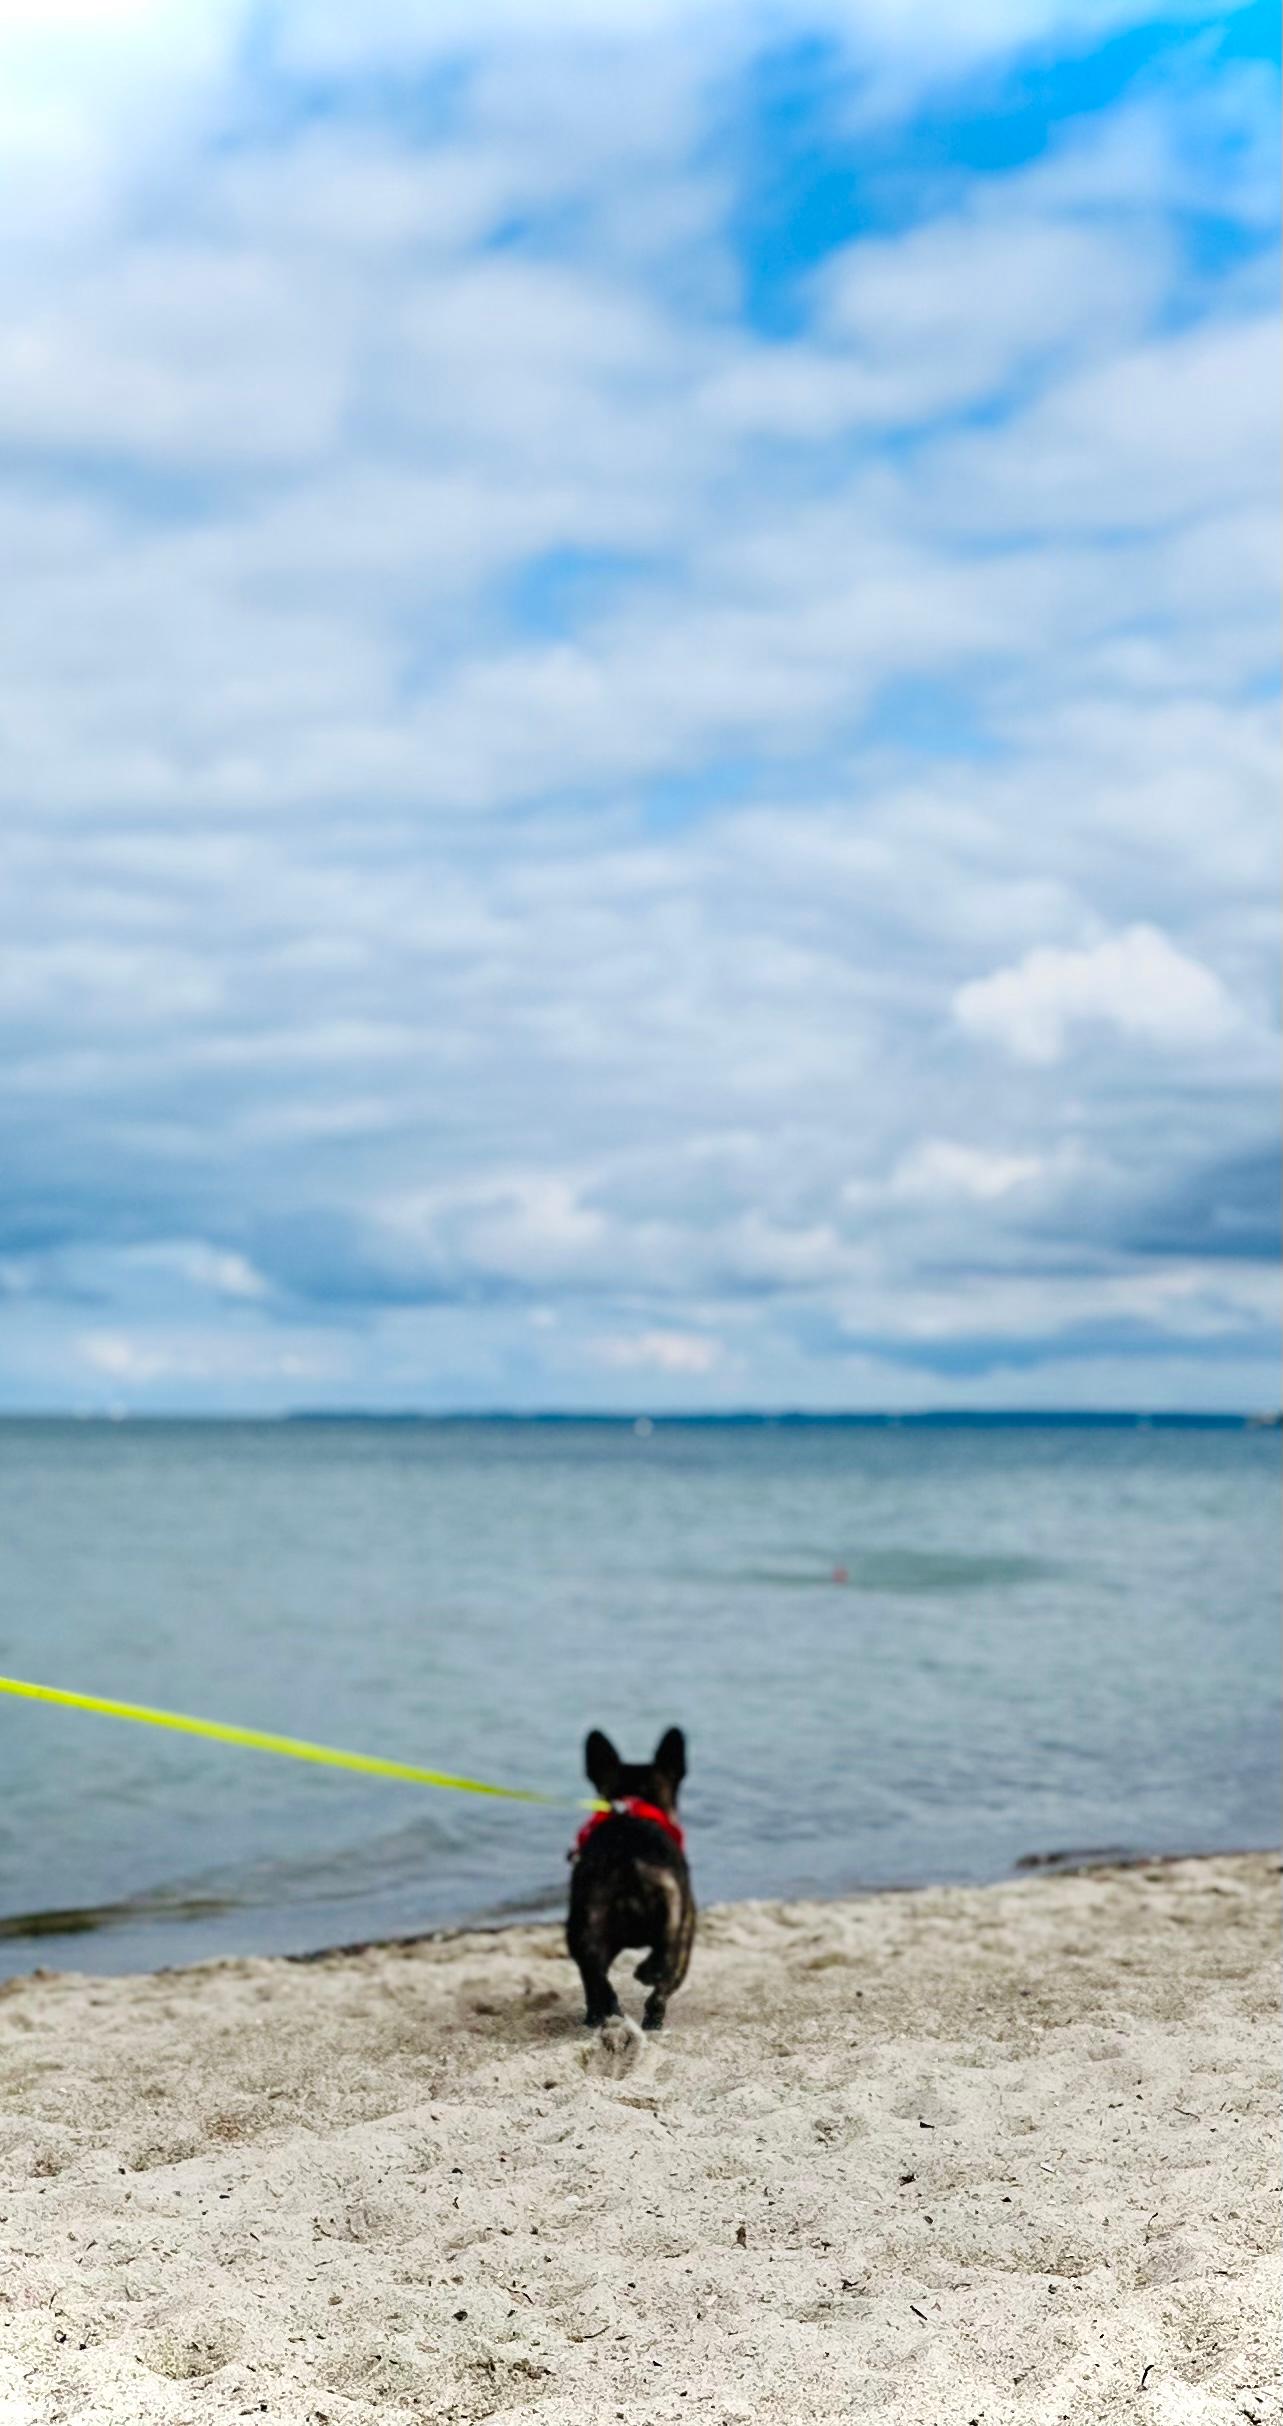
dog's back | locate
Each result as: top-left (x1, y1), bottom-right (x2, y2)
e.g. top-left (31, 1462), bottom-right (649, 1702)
top-left (566, 1726), bottom-right (694, 2032)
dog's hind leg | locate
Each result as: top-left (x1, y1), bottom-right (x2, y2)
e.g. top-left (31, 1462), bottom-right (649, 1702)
top-left (567, 1907), bottom-right (621, 2028)
top-left (639, 1878), bottom-right (695, 2032)
top-left (577, 1956), bottom-right (621, 2029)
top-left (643, 1965), bottom-right (689, 2027)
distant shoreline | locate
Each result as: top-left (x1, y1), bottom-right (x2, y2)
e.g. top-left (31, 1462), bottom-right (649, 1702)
top-left (284, 1408), bottom-right (1278, 1429)
top-left (1, 1408), bottom-right (1275, 1429)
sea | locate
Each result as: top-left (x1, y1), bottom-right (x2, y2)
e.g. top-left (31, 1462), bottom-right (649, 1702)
top-left (0, 1416), bottom-right (1277, 1979)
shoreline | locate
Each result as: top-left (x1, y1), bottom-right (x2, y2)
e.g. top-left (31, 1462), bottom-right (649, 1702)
top-left (282, 1837), bottom-right (1283, 1969)
top-left (2, 1835), bottom-right (1277, 1986)
top-left (1, 1850), bottom-right (1276, 2423)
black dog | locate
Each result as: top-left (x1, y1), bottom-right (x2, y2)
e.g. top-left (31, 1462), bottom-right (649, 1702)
top-left (566, 1727), bottom-right (694, 2032)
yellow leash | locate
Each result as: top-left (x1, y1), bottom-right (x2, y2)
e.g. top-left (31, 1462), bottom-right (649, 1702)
top-left (0, 1673), bottom-right (601, 1809)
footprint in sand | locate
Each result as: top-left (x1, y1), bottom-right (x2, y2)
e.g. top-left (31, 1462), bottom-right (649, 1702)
top-left (138, 2321), bottom-right (242, 2380)
top-left (577, 2017), bottom-right (645, 2079)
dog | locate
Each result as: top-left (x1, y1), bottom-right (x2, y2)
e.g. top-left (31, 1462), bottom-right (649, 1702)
top-left (566, 1726), bottom-right (694, 2033)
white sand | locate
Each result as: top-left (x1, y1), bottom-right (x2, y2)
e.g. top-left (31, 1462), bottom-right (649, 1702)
top-left (0, 1852), bottom-right (1276, 2426)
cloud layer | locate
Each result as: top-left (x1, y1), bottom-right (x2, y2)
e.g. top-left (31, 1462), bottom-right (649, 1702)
top-left (1, 0), bottom-right (1278, 1410)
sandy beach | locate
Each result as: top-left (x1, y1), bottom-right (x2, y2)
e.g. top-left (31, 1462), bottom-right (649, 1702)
top-left (0, 1852), bottom-right (1276, 2426)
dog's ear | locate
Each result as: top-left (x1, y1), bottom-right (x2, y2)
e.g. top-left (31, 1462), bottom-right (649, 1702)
top-left (653, 1726), bottom-right (686, 1788)
top-left (585, 1729), bottom-right (622, 1797)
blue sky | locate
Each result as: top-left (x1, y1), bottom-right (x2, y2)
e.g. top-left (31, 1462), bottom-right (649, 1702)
top-left (0, 0), bottom-right (1277, 1412)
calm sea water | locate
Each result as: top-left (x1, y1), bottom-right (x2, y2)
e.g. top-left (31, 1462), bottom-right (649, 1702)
top-left (0, 1418), bottom-right (1276, 1978)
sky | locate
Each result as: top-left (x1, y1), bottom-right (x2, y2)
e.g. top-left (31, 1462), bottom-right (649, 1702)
top-left (0, 0), bottom-right (1278, 1415)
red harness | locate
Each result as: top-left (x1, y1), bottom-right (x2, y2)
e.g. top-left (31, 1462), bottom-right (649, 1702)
top-left (572, 1798), bottom-right (685, 1858)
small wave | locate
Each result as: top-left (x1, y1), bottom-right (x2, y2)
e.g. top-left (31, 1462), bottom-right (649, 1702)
top-left (734, 1548), bottom-right (1051, 1593)
top-left (0, 1889), bottom-right (235, 1943)
top-left (474, 1879), bottom-right (565, 1923)
top-left (0, 1809), bottom-right (474, 1945)
top-left (165, 1807), bottom-right (476, 1915)
top-left (1013, 1846), bottom-right (1135, 1875)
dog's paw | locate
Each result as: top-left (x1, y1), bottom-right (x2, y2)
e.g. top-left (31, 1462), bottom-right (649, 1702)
top-left (577, 2015), bottom-right (645, 2079)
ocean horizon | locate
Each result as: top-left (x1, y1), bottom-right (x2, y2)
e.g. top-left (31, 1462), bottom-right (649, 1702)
top-left (7, 1408), bottom-right (1272, 1426)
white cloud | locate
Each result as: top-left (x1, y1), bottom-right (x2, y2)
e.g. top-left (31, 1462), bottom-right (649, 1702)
top-left (0, 247), bottom-right (352, 466)
top-left (924, 313), bottom-right (1279, 538)
top-left (823, 1257), bottom-right (1279, 1352)
top-left (78, 1330), bottom-right (172, 1384)
top-left (704, 211), bottom-right (1161, 440)
top-left (140, 1244), bottom-right (269, 1300)
top-left (76, 1328), bottom-right (333, 1386)
top-left (592, 1330), bottom-right (723, 1374)
top-left (886, 1141), bottom-right (1045, 1202)
top-left (953, 925), bottom-right (1240, 1065)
